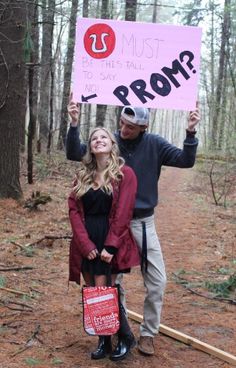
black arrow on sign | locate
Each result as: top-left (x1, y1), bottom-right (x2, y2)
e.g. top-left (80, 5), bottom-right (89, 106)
top-left (81, 94), bottom-right (97, 102)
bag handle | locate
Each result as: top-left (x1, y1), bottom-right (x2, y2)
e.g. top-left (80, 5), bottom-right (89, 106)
top-left (105, 264), bottom-right (112, 287)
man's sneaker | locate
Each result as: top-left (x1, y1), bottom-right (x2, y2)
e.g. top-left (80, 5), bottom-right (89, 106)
top-left (137, 336), bottom-right (155, 355)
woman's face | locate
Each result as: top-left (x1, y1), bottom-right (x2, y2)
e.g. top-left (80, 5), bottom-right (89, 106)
top-left (90, 129), bottom-right (113, 156)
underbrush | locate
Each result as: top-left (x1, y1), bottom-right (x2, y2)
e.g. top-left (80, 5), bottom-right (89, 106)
top-left (20, 150), bottom-right (78, 182)
top-left (193, 156), bottom-right (236, 208)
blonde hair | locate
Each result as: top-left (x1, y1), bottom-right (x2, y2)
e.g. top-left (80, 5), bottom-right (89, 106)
top-left (73, 127), bottom-right (124, 199)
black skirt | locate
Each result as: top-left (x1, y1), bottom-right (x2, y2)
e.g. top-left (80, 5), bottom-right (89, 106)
top-left (81, 188), bottom-right (130, 276)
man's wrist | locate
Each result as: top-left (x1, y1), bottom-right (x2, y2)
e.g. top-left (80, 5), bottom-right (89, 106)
top-left (70, 121), bottom-right (78, 128)
top-left (186, 126), bottom-right (196, 132)
top-left (186, 128), bottom-right (197, 137)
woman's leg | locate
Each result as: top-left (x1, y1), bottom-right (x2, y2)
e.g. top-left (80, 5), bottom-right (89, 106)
top-left (108, 274), bottom-right (135, 361)
top-left (93, 274), bottom-right (117, 286)
top-left (82, 271), bottom-right (93, 286)
top-left (109, 301), bottom-right (136, 361)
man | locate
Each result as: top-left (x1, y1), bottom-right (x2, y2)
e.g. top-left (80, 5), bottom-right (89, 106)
top-left (66, 100), bottom-right (200, 356)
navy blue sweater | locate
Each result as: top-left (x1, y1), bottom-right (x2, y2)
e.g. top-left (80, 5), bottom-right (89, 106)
top-left (66, 127), bottom-right (198, 212)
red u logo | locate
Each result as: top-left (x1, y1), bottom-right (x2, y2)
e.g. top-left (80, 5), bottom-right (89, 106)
top-left (84, 23), bottom-right (116, 59)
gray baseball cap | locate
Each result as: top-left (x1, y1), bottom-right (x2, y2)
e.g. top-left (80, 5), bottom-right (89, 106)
top-left (121, 106), bottom-right (149, 126)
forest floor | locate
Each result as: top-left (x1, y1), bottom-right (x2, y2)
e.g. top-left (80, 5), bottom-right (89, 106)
top-left (0, 152), bottom-right (235, 368)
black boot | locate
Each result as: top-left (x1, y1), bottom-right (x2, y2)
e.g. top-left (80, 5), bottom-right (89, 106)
top-left (110, 304), bottom-right (136, 361)
top-left (91, 336), bottom-right (112, 360)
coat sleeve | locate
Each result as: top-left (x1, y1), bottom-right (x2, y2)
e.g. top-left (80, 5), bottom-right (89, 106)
top-left (68, 192), bottom-right (96, 257)
top-left (104, 166), bottom-right (137, 248)
top-left (66, 126), bottom-right (87, 161)
top-left (158, 134), bottom-right (198, 168)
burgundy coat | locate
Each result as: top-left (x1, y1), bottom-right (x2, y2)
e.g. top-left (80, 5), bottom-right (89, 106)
top-left (68, 165), bottom-right (140, 284)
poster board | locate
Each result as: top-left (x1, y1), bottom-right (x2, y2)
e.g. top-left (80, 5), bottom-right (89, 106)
top-left (72, 18), bottom-right (202, 110)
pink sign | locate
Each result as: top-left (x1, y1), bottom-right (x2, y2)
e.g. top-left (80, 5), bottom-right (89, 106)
top-left (72, 18), bottom-right (202, 111)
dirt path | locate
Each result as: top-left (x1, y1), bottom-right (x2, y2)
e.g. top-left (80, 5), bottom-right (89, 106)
top-left (0, 163), bottom-right (235, 368)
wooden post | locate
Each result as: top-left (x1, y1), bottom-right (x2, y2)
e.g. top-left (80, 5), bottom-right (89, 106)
top-left (127, 309), bottom-right (236, 366)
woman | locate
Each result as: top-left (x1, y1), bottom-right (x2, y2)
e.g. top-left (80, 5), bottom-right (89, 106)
top-left (68, 127), bottom-right (140, 361)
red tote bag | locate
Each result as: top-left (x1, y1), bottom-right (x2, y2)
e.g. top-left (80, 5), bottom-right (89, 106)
top-left (82, 285), bottom-right (120, 336)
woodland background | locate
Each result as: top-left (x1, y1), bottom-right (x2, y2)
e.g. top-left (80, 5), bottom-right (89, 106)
top-left (0, 1), bottom-right (235, 367)
top-left (0, 0), bottom-right (235, 203)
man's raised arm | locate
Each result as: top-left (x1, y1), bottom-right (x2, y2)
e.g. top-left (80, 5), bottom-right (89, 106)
top-left (66, 94), bottom-right (87, 161)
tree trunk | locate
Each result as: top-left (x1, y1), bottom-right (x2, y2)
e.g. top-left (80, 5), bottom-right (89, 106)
top-left (211, 0), bottom-right (230, 150)
top-left (38, 0), bottom-right (55, 147)
top-left (84, 104), bottom-right (92, 140)
top-left (152, 0), bottom-right (158, 23)
top-left (101, 0), bottom-right (109, 18)
top-left (0, 2), bottom-right (26, 199)
top-left (27, 1), bottom-right (39, 184)
top-left (83, 0), bottom-right (89, 17)
top-left (218, 55), bottom-right (227, 151)
top-left (114, 0), bottom-right (137, 129)
top-left (95, 0), bottom-right (109, 127)
top-left (125, 0), bottom-right (137, 21)
top-left (218, 0), bottom-right (231, 150)
top-left (96, 104), bottom-right (107, 127)
top-left (82, 0), bottom-right (91, 139)
top-left (208, 2), bottom-right (216, 151)
top-left (47, 64), bottom-right (54, 154)
top-left (57, 0), bottom-right (79, 149)
top-left (28, 63), bottom-right (36, 185)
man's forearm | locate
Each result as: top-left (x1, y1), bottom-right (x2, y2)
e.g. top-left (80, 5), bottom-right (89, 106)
top-left (66, 126), bottom-right (83, 161)
top-left (182, 133), bottom-right (198, 167)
